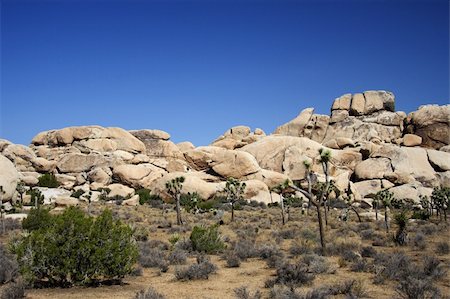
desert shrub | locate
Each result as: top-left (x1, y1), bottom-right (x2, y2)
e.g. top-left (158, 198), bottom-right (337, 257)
top-left (138, 243), bottom-right (168, 272)
top-left (268, 286), bottom-right (303, 299)
top-left (274, 228), bottom-right (297, 240)
top-left (0, 244), bottom-right (18, 284)
top-left (411, 210), bottom-right (430, 220)
top-left (233, 238), bottom-right (258, 260)
top-left (234, 286), bottom-right (262, 299)
top-left (418, 223), bottom-right (437, 235)
top-left (350, 258), bottom-right (370, 272)
top-left (0, 218), bottom-right (21, 235)
top-left (130, 266), bottom-right (143, 277)
top-left (133, 287), bottom-right (166, 299)
top-left (0, 279), bottom-right (25, 299)
top-left (360, 246), bottom-right (377, 258)
top-left (146, 239), bottom-right (170, 251)
top-left (168, 249), bottom-right (187, 265)
top-left (359, 228), bottom-right (375, 240)
top-left (224, 251), bottom-right (241, 268)
top-left (422, 256), bottom-right (447, 280)
top-left (174, 238), bottom-right (193, 251)
top-left (258, 244), bottom-right (284, 268)
top-left (21, 207), bottom-right (52, 231)
top-left (175, 255), bottom-right (217, 280)
top-left (327, 239), bottom-right (360, 257)
top-left (412, 233), bottom-right (426, 250)
top-left (266, 261), bottom-right (315, 288)
top-left (302, 254), bottom-right (333, 274)
top-left (37, 173), bottom-right (59, 188)
top-left (396, 276), bottom-right (441, 299)
top-left (133, 226), bottom-right (149, 242)
top-left (290, 241), bottom-right (313, 256)
top-left (71, 189), bottom-right (85, 199)
top-left (12, 207), bottom-right (138, 286)
top-left (190, 224), bottom-right (225, 253)
top-left (373, 252), bottom-right (411, 283)
top-left (135, 188), bottom-right (151, 205)
top-left (436, 241), bottom-right (449, 255)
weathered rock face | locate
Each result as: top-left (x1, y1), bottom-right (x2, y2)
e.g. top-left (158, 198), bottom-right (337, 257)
top-left (184, 146), bottom-right (260, 179)
top-left (1, 91), bottom-right (448, 207)
top-left (0, 154), bottom-right (19, 201)
top-left (32, 126), bottom-right (146, 153)
top-left (211, 126), bottom-right (266, 150)
top-left (130, 130), bottom-right (183, 159)
top-left (405, 105), bottom-right (450, 149)
top-left (241, 135), bottom-right (361, 179)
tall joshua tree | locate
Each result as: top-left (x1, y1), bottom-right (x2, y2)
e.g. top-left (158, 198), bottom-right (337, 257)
top-left (291, 149), bottom-right (332, 252)
top-left (375, 189), bottom-right (394, 233)
top-left (271, 180), bottom-right (292, 225)
top-left (224, 177), bottom-right (246, 222)
top-left (16, 181), bottom-right (26, 207)
top-left (166, 176), bottom-right (185, 225)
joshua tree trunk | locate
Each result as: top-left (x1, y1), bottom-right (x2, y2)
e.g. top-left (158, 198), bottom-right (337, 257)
top-left (231, 201), bottom-right (235, 222)
top-left (316, 204), bottom-right (326, 252)
top-left (280, 194), bottom-right (285, 225)
top-left (375, 202), bottom-right (379, 221)
top-left (324, 199), bottom-right (328, 226)
top-left (351, 206), bottom-right (362, 222)
top-left (176, 193), bottom-right (183, 225)
top-left (384, 208), bottom-right (389, 233)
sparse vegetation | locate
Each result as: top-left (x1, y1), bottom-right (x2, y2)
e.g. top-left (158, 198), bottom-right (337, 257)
top-left (37, 173), bottom-right (59, 188)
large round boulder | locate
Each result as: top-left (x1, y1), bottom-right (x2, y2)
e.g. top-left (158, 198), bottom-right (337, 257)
top-left (0, 154), bottom-right (19, 201)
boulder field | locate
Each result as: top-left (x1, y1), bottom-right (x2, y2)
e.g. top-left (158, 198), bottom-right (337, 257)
top-left (0, 90), bottom-right (449, 207)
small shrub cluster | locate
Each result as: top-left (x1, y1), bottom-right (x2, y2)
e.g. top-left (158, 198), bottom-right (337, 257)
top-left (12, 207), bottom-right (138, 286)
top-left (0, 279), bottom-right (25, 299)
top-left (175, 255), bottom-right (217, 280)
top-left (0, 244), bottom-right (18, 284)
top-left (0, 218), bottom-right (21, 235)
top-left (190, 224), bottom-right (226, 253)
top-left (138, 242), bottom-right (168, 272)
top-left (234, 286), bottom-right (262, 299)
top-left (37, 173), bottom-right (59, 188)
top-left (133, 287), bottom-right (166, 299)
top-left (224, 251), bottom-right (241, 268)
top-left (168, 249), bottom-right (187, 265)
top-left (21, 207), bottom-right (52, 231)
top-left (266, 261), bottom-right (315, 288)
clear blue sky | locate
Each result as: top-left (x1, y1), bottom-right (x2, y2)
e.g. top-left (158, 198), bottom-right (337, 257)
top-left (1, 0), bottom-right (448, 146)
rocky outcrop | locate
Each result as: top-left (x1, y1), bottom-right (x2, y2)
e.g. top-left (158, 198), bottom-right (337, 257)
top-left (0, 154), bottom-right (19, 201)
top-left (405, 105), bottom-right (450, 149)
top-left (0, 90), bottom-right (448, 208)
top-left (211, 126), bottom-right (266, 150)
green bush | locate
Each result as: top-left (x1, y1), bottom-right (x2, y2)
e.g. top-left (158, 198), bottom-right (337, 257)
top-left (71, 189), bottom-right (85, 199)
top-left (37, 173), bottom-right (59, 188)
top-left (135, 189), bottom-right (163, 207)
top-left (25, 188), bottom-right (44, 207)
top-left (12, 207), bottom-right (138, 286)
top-left (190, 224), bottom-right (225, 254)
top-left (22, 208), bottom-right (53, 231)
top-left (180, 192), bottom-right (202, 212)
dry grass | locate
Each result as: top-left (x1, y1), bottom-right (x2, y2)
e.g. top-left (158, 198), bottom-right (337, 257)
top-left (1, 203), bottom-right (449, 299)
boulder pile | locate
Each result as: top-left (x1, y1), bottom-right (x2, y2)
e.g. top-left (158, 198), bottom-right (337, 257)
top-left (0, 90), bottom-right (448, 208)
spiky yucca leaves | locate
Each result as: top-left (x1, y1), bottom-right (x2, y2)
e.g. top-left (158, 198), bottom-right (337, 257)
top-left (432, 186), bottom-right (449, 222)
top-left (271, 180), bottom-right (293, 225)
top-left (166, 176), bottom-right (185, 225)
top-left (224, 177), bottom-right (246, 222)
top-left (375, 189), bottom-right (395, 233)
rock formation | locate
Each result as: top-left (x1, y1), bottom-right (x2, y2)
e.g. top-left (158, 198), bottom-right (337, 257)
top-left (0, 90), bottom-right (448, 208)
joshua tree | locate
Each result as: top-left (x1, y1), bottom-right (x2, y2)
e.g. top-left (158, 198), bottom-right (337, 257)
top-left (291, 149), bottom-right (332, 252)
top-left (223, 177), bottom-right (246, 222)
top-left (270, 180), bottom-right (292, 225)
top-left (342, 195), bottom-right (362, 223)
top-left (375, 189), bottom-right (394, 233)
top-left (166, 176), bottom-right (185, 225)
top-left (394, 210), bottom-right (409, 246)
top-left (432, 186), bottom-right (449, 222)
top-left (16, 181), bottom-right (26, 207)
